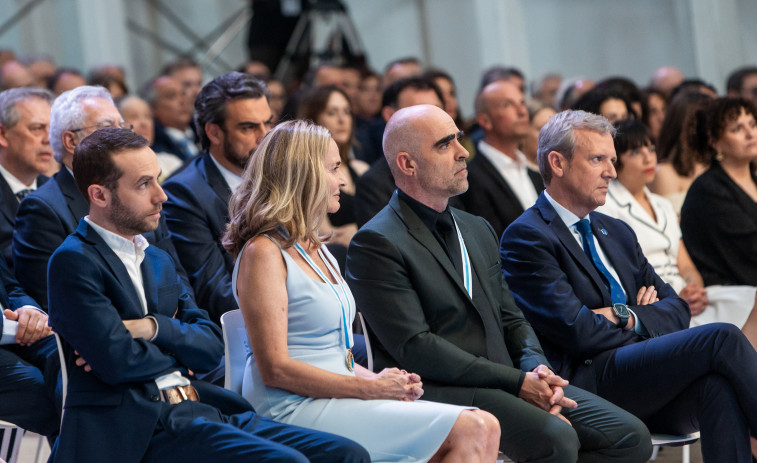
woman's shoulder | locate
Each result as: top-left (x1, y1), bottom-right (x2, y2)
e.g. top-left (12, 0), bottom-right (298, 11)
top-left (242, 235), bottom-right (286, 263)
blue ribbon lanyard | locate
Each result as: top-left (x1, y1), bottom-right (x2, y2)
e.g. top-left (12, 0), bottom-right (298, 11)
top-left (451, 217), bottom-right (473, 298)
top-left (293, 243), bottom-right (353, 352)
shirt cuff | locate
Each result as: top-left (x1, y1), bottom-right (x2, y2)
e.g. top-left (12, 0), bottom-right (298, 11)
top-left (1, 318), bottom-right (18, 345)
top-left (145, 315), bottom-right (159, 342)
top-left (628, 308), bottom-right (649, 336)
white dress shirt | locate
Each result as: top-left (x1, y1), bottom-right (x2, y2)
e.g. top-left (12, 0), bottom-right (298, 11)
top-left (477, 141), bottom-right (539, 210)
top-left (0, 163), bottom-right (38, 197)
top-left (209, 154), bottom-right (242, 193)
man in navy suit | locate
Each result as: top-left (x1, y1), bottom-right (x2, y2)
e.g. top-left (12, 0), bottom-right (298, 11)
top-left (0, 87), bottom-right (53, 269)
top-left (47, 126), bottom-right (368, 463)
top-left (0, 252), bottom-right (59, 438)
top-left (13, 85), bottom-right (190, 311)
top-left (501, 109), bottom-right (757, 462)
top-left (162, 72), bottom-right (272, 324)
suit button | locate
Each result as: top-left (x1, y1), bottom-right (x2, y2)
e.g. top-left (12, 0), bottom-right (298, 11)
top-left (150, 395), bottom-right (160, 402)
top-left (584, 359), bottom-right (592, 365)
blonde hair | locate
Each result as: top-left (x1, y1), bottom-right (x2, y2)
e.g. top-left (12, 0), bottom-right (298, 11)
top-left (223, 120), bottom-right (332, 257)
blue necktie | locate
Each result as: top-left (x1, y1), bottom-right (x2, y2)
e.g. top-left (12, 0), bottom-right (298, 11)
top-left (575, 219), bottom-right (626, 304)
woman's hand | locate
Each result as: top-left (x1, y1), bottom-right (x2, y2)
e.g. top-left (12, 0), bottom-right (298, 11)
top-left (365, 368), bottom-right (424, 401)
top-left (679, 283), bottom-right (708, 316)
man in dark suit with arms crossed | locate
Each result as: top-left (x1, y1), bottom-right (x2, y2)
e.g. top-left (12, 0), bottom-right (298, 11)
top-left (501, 109), bottom-right (757, 462)
top-left (47, 127), bottom-right (368, 463)
top-left (346, 104), bottom-right (651, 462)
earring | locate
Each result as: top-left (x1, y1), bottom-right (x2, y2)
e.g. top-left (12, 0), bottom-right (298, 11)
top-left (715, 152), bottom-right (724, 162)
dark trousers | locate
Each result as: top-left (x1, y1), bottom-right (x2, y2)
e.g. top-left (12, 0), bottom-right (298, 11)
top-left (143, 401), bottom-right (370, 463)
top-left (0, 335), bottom-right (60, 437)
top-left (425, 383), bottom-right (652, 462)
top-left (594, 323), bottom-right (757, 462)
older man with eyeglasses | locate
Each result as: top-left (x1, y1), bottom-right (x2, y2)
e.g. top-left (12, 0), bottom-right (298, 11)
top-left (12, 85), bottom-right (189, 315)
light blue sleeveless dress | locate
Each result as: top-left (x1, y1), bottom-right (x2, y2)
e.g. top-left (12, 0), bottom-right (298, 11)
top-left (232, 236), bottom-right (471, 462)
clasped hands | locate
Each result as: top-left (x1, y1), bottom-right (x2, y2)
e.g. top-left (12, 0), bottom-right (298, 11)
top-left (592, 286), bottom-right (660, 330)
top-left (519, 364), bottom-right (576, 426)
top-left (369, 367), bottom-right (424, 402)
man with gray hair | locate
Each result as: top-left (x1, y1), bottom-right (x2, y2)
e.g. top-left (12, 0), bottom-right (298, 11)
top-left (0, 87), bottom-right (54, 268)
top-left (347, 104), bottom-right (653, 462)
top-left (501, 109), bottom-right (757, 462)
top-left (13, 85), bottom-right (189, 311)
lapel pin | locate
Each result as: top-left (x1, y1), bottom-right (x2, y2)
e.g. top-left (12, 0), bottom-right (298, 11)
top-left (601, 229), bottom-right (608, 235)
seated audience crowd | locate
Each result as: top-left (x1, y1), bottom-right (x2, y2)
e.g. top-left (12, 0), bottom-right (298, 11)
top-left (1, 46), bottom-right (757, 461)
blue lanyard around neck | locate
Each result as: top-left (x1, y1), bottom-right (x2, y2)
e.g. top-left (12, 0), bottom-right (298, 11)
top-left (293, 243), bottom-right (352, 350)
top-left (451, 215), bottom-right (473, 298)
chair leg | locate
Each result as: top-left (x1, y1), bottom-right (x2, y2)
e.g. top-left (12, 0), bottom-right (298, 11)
top-left (682, 444), bottom-right (690, 463)
top-left (649, 445), bottom-right (660, 461)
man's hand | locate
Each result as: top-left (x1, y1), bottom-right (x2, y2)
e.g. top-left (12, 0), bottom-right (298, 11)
top-left (636, 286), bottom-right (659, 305)
top-left (4, 307), bottom-right (52, 346)
top-left (122, 318), bottom-right (157, 340)
top-left (679, 283), bottom-right (708, 316)
top-left (519, 365), bottom-right (576, 425)
top-left (74, 350), bottom-right (92, 372)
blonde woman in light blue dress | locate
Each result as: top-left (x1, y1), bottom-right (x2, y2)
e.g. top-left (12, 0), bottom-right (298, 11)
top-left (223, 120), bottom-right (500, 463)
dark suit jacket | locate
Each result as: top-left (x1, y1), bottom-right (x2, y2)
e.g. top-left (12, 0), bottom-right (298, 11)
top-left (152, 120), bottom-right (194, 161)
top-left (681, 162), bottom-right (757, 286)
top-left (0, 251), bottom-right (39, 335)
top-left (346, 192), bottom-right (549, 404)
top-left (48, 219), bottom-right (222, 463)
top-left (500, 193), bottom-right (690, 391)
top-left (13, 168), bottom-right (190, 310)
top-left (461, 148), bottom-right (544, 238)
top-left (0, 174), bottom-right (46, 269)
top-left (162, 154), bottom-right (233, 324)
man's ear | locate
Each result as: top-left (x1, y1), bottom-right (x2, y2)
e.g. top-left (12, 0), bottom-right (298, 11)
top-left (61, 131), bottom-right (78, 154)
top-left (547, 151), bottom-right (567, 179)
top-left (87, 184), bottom-right (110, 208)
top-left (205, 122), bottom-right (223, 146)
top-left (477, 112), bottom-right (492, 131)
top-left (381, 106), bottom-right (395, 123)
top-left (0, 124), bottom-right (8, 149)
top-left (395, 151), bottom-right (416, 177)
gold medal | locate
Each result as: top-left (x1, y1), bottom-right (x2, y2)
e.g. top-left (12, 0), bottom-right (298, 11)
top-left (346, 349), bottom-right (354, 371)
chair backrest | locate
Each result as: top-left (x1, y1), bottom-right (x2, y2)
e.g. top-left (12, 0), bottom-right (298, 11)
top-left (54, 333), bottom-right (68, 420)
top-left (0, 421), bottom-right (23, 463)
top-left (220, 309), bottom-right (252, 394)
top-left (357, 312), bottom-right (373, 372)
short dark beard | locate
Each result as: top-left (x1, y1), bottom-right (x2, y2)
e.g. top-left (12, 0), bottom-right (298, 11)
top-left (222, 133), bottom-right (253, 170)
top-left (109, 189), bottom-right (159, 237)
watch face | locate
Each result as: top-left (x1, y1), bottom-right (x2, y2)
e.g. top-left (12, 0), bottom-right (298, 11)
top-left (613, 304), bottom-right (629, 317)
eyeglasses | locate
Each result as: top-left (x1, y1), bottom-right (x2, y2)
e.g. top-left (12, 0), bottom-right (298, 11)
top-left (69, 120), bottom-right (133, 134)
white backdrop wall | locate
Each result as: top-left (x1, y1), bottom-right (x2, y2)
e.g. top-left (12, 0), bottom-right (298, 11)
top-left (1, 0), bottom-right (755, 118)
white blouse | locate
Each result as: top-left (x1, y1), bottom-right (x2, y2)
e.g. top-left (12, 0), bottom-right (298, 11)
top-left (597, 180), bottom-right (687, 293)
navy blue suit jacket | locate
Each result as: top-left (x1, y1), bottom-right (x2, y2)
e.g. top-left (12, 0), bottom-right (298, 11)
top-left (13, 168), bottom-right (190, 310)
top-left (500, 193), bottom-right (689, 391)
top-left (152, 120), bottom-right (194, 161)
top-left (48, 219), bottom-right (222, 463)
top-left (0, 174), bottom-right (46, 270)
top-left (0, 251), bottom-right (39, 335)
top-left (162, 154), bottom-right (233, 324)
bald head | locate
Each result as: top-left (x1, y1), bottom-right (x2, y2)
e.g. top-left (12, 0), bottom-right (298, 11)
top-left (649, 66), bottom-right (684, 97)
top-left (382, 105), bottom-right (468, 209)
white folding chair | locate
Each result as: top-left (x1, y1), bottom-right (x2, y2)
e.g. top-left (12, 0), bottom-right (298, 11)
top-left (356, 312), bottom-right (373, 372)
top-left (0, 421), bottom-right (23, 463)
top-left (220, 309), bottom-right (252, 394)
top-left (650, 431), bottom-right (700, 463)
top-left (54, 333), bottom-right (68, 417)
